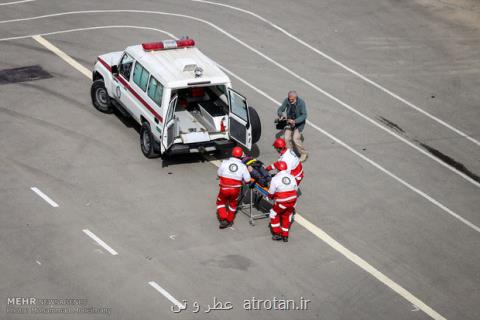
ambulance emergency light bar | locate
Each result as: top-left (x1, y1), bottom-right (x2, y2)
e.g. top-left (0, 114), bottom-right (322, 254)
top-left (142, 39), bottom-right (195, 51)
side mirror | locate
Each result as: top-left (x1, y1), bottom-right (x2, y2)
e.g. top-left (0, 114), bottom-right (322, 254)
top-left (111, 65), bottom-right (119, 75)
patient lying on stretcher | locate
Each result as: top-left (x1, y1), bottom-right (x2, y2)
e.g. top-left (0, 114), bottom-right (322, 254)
top-left (242, 156), bottom-right (272, 187)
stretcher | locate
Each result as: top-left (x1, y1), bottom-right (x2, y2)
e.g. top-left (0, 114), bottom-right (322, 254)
top-left (238, 179), bottom-right (273, 226)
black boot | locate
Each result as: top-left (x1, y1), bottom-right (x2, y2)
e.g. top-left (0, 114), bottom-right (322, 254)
top-left (219, 220), bottom-right (229, 229)
top-left (268, 224), bottom-right (275, 236)
top-left (282, 236), bottom-right (289, 242)
top-left (272, 234), bottom-right (282, 241)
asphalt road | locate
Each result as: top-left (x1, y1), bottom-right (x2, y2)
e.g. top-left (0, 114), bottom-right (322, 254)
top-left (0, 0), bottom-right (479, 319)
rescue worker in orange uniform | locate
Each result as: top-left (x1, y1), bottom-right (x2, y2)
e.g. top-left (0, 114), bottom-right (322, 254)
top-left (266, 138), bottom-right (304, 186)
top-left (216, 147), bottom-right (251, 229)
top-left (268, 161), bottom-right (298, 242)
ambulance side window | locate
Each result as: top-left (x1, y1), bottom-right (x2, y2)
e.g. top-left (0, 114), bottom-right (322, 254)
top-left (132, 62), bottom-right (149, 91)
top-left (229, 91), bottom-right (248, 122)
top-left (147, 76), bottom-right (164, 107)
top-left (118, 53), bottom-right (134, 80)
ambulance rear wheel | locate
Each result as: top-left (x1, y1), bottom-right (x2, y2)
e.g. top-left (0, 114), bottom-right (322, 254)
top-left (91, 80), bottom-right (114, 114)
top-left (248, 106), bottom-right (261, 144)
top-left (140, 122), bottom-right (160, 158)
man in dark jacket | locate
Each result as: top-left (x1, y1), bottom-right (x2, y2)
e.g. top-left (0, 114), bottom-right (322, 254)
top-left (277, 90), bottom-right (308, 162)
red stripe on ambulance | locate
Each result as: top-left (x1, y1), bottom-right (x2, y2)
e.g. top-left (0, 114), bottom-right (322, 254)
top-left (98, 57), bottom-right (163, 123)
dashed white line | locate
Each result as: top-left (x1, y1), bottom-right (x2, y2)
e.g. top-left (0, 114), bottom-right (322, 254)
top-left (30, 186), bottom-right (59, 207)
top-left (0, 0), bottom-right (35, 6)
top-left (148, 281), bottom-right (185, 309)
top-left (0, 10), bottom-right (477, 188)
top-left (193, 0), bottom-right (480, 148)
top-left (82, 229), bottom-right (118, 256)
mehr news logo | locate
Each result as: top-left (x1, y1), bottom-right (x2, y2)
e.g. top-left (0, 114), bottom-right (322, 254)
top-left (6, 297), bottom-right (110, 315)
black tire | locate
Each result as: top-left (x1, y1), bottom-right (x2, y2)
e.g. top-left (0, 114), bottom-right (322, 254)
top-left (248, 106), bottom-right (261, 144)
top-left (91, 79), bottom-right (114, 113)
top-left (140, 122), bottom-right (160, 158)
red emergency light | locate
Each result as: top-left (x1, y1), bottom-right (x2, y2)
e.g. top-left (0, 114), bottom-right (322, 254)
top-left (142, 39), bottom-right (195, 51)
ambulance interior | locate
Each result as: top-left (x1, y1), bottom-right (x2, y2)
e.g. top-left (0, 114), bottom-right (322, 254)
top-left (170, 85), bottom-right (230, 143)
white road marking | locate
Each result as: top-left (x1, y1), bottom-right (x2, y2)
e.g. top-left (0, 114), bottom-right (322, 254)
top-left (32, 26), bottom-right (479, 234)
top-left (32, 35), bottom-right (92, 79)
top-left (294, 215), bottom-right (446, 320)
top-left (28, 26), bottom-right (448, 320)
top-left (202, 153), bottom-right (222, 167)
top-left (30, 186), bottom-right (59, 207)
top-left (0, 0), bottom-right (35, 6)
top-left (35, 260), bottom-right (42, 265)
top-left (82, 229), bottom-right (118, 256)
top-left (0, 24), bottom-right (176, 42)
top-left (0, 11), bottom-right (477, 188)
top-left (148, 281), bottom-right (185, 309)
top-left (218, 65), bottom-right (480, 234)
top-left (193, 0), bottom-right (480, 148)
top-left (206, 148), bottom-right (447, 320)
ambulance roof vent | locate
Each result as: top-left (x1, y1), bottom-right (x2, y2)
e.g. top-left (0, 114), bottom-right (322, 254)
top-left (175, 58), bottom-right (198, 72)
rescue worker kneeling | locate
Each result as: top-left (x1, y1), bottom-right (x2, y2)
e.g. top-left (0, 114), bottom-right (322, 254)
top-left (216, 147), bottom-right (251, 229)
top-left (268, 161), bottom-right (298, 242)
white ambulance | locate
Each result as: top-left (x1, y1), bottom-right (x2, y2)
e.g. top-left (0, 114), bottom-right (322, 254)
top-left (91, 38), bottom-right (261, 157)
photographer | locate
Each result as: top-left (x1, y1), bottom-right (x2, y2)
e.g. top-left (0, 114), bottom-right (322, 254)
top-left (277, 90), bottom-right (308, 162)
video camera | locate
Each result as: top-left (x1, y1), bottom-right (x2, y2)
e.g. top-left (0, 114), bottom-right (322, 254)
top-left (274, 118), bottom-right (291, 130)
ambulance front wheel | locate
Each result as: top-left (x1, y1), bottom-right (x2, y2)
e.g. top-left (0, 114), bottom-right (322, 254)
top-left (91, 80), bottom-right (114, 114)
